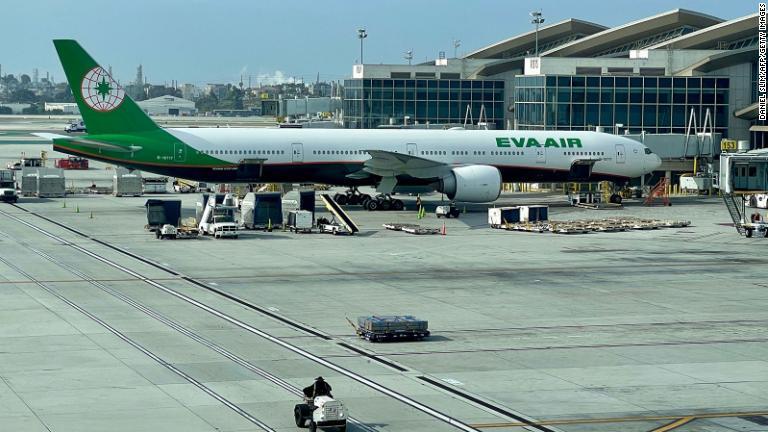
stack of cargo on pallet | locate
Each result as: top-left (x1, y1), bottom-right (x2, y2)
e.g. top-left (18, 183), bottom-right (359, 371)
top-left (19, 168), bottom-right (66, 198)
top-left (498, 217), bottom-right (691, 235)
top-left (382, 223), bottom-right (439, 235)
top-left (20, 168), bottom-right (38, 197)
top-left (113, 168), bottom-right (143, 197)
top-left (355, 315), bottom-right (430, 342)
top-left (37, 168), bottom-right (66, 198)
top-left (143, 177), bottom-right (168, 193)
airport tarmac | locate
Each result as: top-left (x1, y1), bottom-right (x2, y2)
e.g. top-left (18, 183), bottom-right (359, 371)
top-left (2, 119), bottom-right (768, 432)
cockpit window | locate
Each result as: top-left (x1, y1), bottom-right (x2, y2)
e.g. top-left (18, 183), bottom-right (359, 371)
top-left (644, 148), bottom-right (653, 154)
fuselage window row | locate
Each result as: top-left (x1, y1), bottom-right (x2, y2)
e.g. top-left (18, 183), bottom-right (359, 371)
top-left (200, 149), bottom-right (286, 156)
top-left (310, 150), bottom-right (363, 156)
top-left (197, 148), bottom-right (607, 159)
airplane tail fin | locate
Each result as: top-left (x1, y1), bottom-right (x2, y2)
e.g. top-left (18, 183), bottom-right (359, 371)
top-left (53, 40), bottom-right (160, 135)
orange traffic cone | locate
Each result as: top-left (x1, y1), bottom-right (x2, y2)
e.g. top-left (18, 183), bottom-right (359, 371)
top-left (441, 221), bottom-right (446, 236)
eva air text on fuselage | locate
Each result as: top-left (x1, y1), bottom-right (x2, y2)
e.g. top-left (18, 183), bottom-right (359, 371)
top-left (495, 137), bottom-right (583, 148)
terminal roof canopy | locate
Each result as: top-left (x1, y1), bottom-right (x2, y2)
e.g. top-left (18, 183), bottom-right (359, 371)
top-left (464, 18), bottom-right (607, 59)
top-left (540, 9), bottom-right (724, 58)
top-left (647, 13), bottom-right (758, 50)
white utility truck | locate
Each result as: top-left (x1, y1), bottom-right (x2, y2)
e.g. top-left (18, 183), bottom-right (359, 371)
top-left (198, 193), bottom-right (239, 239)
top-left (0, 170), bottom-right (18, 203)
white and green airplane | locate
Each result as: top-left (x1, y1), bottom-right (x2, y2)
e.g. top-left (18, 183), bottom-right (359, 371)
top-left (37, 40), bottom-right (661, 203)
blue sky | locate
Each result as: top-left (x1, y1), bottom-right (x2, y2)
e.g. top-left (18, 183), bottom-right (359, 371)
top-left (0, 0), bottom-right (756, 86)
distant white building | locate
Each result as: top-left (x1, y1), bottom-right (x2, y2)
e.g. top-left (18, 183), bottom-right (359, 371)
top-left (137, 95), bottom-right (197, 116)
top-left (45, 102), bottom-right (80, 115)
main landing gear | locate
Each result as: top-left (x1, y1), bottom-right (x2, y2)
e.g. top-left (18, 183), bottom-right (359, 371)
top-left (333, 188), bottom-right (404, 211)
top-left (362, 194), bottom-right (404, 211)
top-left (332, 188), bottom-right (370, 206)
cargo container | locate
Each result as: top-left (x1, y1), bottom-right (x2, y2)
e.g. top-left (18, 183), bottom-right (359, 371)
top-left (286, 210), bottom-right (313, 233)
top-left (488, 207), bottom-right (521, 228)
top-left (241, 192), bottom-right (282, 229)
top-left (144, 199), bottom-right (182, 231)
top-left (299, 189), bottom-right (316, 221)
top-left (520, 205), bottom-right (549, 222)
top-left (36, 168), bottom-right (65, 198)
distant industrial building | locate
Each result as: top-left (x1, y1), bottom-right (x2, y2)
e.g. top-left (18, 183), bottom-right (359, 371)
top-left (344, 9), bottom-right (761, 149)
top-left (137, 95), bottom-right (197, 116)
top-left (44, 102), bottom-right (79, 115)
top-left (205, 83), bottom-right (228, 99)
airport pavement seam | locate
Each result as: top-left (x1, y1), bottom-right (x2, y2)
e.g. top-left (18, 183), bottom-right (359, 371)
top-left (0, 250), bottom-right (277, 432)
top-left (1, 206), bottom-right (486, 432)
top-left (13, 238), bottom-right (378, 432)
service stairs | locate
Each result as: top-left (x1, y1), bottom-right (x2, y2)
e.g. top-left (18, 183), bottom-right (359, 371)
top-left (320, 194), bottom-right (360, 234)
top-left (722, 193), bottom-right (746, 236)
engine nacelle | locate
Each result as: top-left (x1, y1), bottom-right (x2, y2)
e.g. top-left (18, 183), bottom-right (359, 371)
top-left (438, 165), bottom-right (502, 202)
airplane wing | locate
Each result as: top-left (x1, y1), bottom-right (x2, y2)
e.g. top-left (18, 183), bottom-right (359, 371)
top-left (32, 133), bottom-right (142, 153)
top-left (362, 150), bottom-right (453, 179)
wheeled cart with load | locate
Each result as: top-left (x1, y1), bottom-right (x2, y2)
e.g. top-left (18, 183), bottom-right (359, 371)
top-left (353, 315), bottom-right (430, 342)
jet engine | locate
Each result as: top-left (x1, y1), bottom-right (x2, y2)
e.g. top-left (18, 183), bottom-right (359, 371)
top-left (437, 165), bottom-right (502, 202)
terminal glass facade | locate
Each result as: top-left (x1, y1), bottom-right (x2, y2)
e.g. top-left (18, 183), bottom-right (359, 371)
top-left (344, 78), bottom-right (505, 129)
top-left (514, 75), bottom-right (729, 137)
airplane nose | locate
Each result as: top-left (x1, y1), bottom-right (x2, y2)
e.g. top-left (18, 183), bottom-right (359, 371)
top-left (645, 154), bottom-right (661, 173)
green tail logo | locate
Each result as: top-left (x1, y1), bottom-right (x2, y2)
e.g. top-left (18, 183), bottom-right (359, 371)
top-left (53, 39), bottom-right (160, 135)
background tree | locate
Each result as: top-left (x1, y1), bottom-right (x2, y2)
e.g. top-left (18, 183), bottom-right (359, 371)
top-left (10, 89), bottom-right (37, 103)
top-left (194, 93), bottom-right (219, 114)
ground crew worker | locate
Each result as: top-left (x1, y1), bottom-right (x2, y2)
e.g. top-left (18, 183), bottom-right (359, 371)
top-left (312, 376), bottom-right (332, 398)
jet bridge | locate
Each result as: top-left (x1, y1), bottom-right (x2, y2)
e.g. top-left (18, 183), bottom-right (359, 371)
top-left (719, 149), bottom-right (768, 236)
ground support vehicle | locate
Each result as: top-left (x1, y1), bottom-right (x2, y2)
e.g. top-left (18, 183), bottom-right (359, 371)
top-left (294, 396), bottom-right (347, 432)
top-left (435, 205), bottom-right (460, 218)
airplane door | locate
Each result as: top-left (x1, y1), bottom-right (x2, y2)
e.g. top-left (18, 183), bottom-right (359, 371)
top-left (292, 143), bottom-right (304, 163)
top-left (535, 147), bottom-right (546, 163)
top-left (173, 142), bottom-right (186, 162)
top-left (615, 144), bottom-right (626, 164)
top-left (406, 143), bottom-right (418, 156)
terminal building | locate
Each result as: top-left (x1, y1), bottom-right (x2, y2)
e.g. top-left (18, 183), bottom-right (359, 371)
top-left (344, 9), bottom-right (760, 151)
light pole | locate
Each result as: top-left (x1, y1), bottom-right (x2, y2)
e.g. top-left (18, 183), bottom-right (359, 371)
top-left (357, 28), bottom-right (367, 64)
top-left (357, 28), bottom-right (367, 128)
top-left (530, 11), bottom-right (545, 56)
top-left (453, 39), bottom-right (461, 58)
top-left (404, 49), bottom-right (413, 65)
